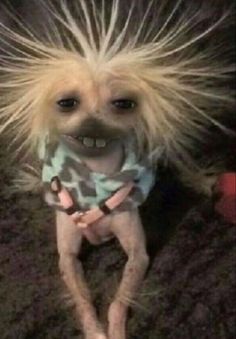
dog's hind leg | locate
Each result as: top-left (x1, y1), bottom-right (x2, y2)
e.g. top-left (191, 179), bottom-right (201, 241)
top-left (56, 211), bottom-right (107, 339)
top-left (108, 210), bottom-right (149, 339)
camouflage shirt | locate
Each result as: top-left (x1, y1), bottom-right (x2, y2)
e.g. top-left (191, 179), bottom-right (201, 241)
top-left (39, 137), bottom-right (156, 211)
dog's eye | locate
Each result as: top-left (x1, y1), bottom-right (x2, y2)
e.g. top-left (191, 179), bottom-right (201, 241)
top-left (57, 98), bottom-right (79, 112)
top-left (112, 99), bottom-right (137, 110)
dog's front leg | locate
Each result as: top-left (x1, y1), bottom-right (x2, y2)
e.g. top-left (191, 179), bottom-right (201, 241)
top-left (108, 209), bottom-right (149, 339)
top-left (56, 211), bottom-right (107, 339)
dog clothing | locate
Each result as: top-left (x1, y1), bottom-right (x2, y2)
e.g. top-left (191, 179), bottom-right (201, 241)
top-left (39, 136), bottom-right (157, 212)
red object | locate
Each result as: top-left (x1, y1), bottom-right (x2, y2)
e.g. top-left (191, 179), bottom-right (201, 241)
top-left (215, 173), bottom-right (236, 224)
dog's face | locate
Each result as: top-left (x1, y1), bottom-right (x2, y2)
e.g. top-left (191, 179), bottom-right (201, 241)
top-left (26, 54), bottom-right (160, 157)
top-left (40, 57), bottom-right (142, 156)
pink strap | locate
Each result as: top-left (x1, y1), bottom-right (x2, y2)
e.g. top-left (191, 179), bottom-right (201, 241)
top-left (51, 177), bottom-right (134, 228)
top-left (76, 182), bottom-right (134, 227)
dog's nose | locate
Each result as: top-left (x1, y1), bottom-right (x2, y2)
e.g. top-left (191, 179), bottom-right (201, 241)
top-left (77, 117), bottom-right (122, 139)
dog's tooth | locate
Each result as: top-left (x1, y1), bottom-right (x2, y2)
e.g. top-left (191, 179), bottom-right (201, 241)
top-left (95, 139), bottom-right (107, 148)
top-left (82, 137), bottom-right (95, 148)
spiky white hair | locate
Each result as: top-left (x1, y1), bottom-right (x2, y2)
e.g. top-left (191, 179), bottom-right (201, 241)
top-left (0, 0), bottom-right (235, 176)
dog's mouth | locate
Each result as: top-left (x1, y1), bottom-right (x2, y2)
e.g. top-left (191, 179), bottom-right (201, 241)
top-left (61, 118), bottom-right (126, 157)
top-left (62, 133), bottom-right (122, 157)
top-left (69, 135), bottom-right (114, 149)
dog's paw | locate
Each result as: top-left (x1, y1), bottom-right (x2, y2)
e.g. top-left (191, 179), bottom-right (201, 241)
top-left (96, 335), bottom-right (108, 339)
top-left (86, 334), bottom-right (108, 339)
